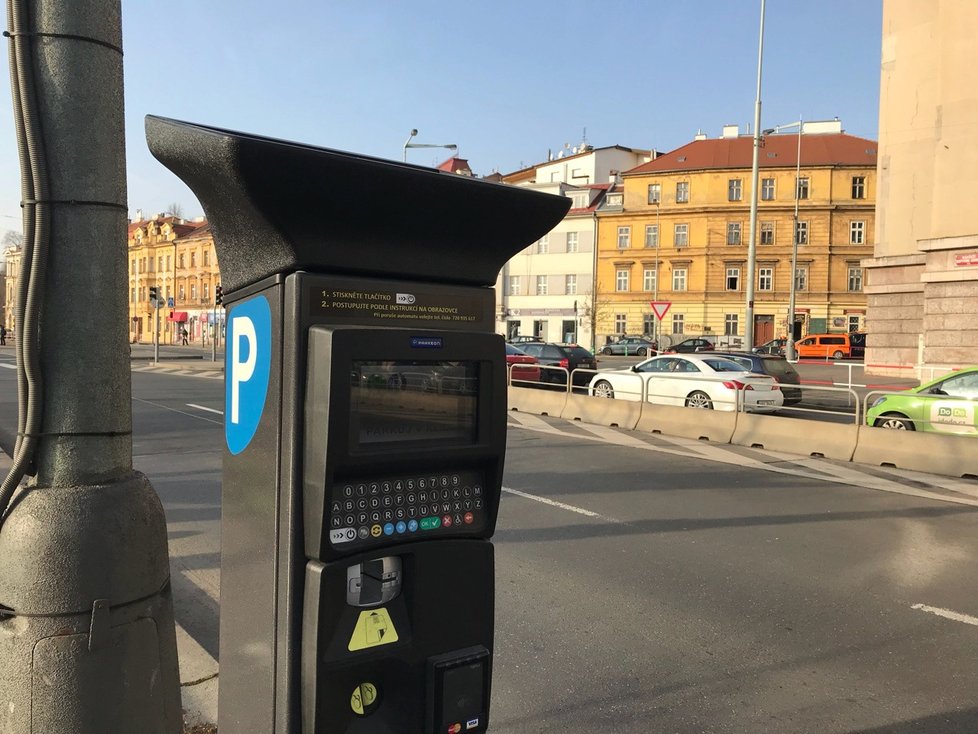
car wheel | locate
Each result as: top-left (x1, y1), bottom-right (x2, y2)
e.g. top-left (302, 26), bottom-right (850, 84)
top-left (685, 391), bottom-right (713, 409)
top-left (601, 347), bottom-right (613, 355)
top-left (637, 347), bottom-right (647, 356)
top-left (593, 380), bottom-right (615, 399)
top-left (875, 413), bottom-right (915, 431)
top-left (833, 350), bottom-right (845, 360)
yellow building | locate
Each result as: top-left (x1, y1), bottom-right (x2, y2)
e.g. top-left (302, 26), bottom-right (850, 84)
top-left (127, 214), bottom-right (214, 344)
top-left (173, 222), bottom-right (223, 344)
top-left (595, 122), bottom-right (876, 348)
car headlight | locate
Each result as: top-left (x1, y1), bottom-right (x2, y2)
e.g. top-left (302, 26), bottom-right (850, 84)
top-left (870, 396), bottom-right (887, 409)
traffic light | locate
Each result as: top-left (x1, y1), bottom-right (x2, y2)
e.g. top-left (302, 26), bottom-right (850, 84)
top-left (149, 286), bottom-right (158, 302)
top-left (215, 284), bottom-right (223, 306)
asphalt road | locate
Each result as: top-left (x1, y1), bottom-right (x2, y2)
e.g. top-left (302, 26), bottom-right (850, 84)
top-left (2, 355), bottom-right (978, 732)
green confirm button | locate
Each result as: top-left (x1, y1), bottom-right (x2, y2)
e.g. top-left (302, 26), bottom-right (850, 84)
top-left (419, 517), bottom-right (442, 531)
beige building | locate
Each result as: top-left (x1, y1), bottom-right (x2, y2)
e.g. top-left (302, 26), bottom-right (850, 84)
top-left (864, 1), bottom-right (978, 376)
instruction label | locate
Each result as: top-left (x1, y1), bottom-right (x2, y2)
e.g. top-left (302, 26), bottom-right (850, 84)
top-left (348, 607), bottom-right (400, 651)
top-left (308, 282), bottom-right (491, 329)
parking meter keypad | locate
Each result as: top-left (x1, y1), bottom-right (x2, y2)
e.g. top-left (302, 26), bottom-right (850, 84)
top-left (327, 469), bottom-right (485, 547)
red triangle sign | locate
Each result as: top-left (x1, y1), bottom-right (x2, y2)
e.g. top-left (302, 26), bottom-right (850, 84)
top-left (650, 301), bottom-right (671, 320)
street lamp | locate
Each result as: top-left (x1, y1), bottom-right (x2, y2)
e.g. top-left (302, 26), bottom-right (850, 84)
top-left (653, 200), bottom-right (660, 347)
top-left (763, 119), bottom-right (804, 360)
top-left (744, 0), bottom-right (767, 349)
top-left (403, 128), bottom-right (457, 163)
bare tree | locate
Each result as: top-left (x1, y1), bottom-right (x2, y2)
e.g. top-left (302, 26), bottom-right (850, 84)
top-left (165, 202), bottom-right (183, 219)
top-left (2, 230), bottom-right (24, 248)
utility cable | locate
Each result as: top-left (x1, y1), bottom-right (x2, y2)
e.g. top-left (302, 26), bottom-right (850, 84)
top-left (1, 0), bottom-right (50, 522)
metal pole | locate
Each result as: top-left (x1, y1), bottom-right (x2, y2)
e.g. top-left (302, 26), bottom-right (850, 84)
top-left (153, 293), bottom-right (160, 363)
top-left (654, 201), bottom-right (660, 347)
top-left (744, 0), bottom-right (766, 349)
top-left (0, 0), bottom-right (181, 730)
top-left (786, 118), bottom-right (802, 361)
top-left (211, 304), bottom-right (217, 361)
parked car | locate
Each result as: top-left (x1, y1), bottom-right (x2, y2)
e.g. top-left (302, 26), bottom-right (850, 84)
top-left (519, 342), bottom-right (597, 387)
top-left (710, 351), bottom-right (802, 405)
top-left (866, 366), bottom-right (978, 435)
top-left (665, 337), bottom-right (716, 353)
top-left (588, 353), bottom-right (783, 412)
top-left (794, 333), bottom-right (853, 360)
top-left (508, 335), bottom-right (542, 345)
top-left (753, 338), bottom-right (787, 356)
top-left (505, 343), bottom-right (541, 384)
top-left (849, 331), bottom-right (867, 360)
top-left (600, 337), bottom-right (657, 356)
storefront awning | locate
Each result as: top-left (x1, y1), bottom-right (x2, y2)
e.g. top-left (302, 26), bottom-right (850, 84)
top-left (167, 311), bottom-right (188, 322)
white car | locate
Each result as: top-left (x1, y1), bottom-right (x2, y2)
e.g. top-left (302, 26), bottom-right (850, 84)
top-left (588, 354), bottom-right (784, 412)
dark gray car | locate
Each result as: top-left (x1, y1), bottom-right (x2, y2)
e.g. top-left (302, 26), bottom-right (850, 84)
top-left (710, 351), bottom-right (802, 405)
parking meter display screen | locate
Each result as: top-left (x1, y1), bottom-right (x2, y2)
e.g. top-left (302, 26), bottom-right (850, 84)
top-left (351, 361), bottom-right (478, 448)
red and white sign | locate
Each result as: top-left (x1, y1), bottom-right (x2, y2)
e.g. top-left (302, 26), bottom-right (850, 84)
top-left (649, 301), bottom-right (672, 321)
top-left (954, 252), bottom-right (978, 268)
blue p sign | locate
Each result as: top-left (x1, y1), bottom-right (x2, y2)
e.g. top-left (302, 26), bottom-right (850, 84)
top-left (225, 295), bottom-right (272, 455)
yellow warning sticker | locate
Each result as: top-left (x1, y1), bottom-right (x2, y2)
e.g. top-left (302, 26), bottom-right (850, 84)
top-left (350, 682), bottom-right (378, 716)
top-left (348, 608), bottom-right (399, 651)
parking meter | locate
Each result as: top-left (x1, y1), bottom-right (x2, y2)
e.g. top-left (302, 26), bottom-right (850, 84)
top-left (146, 117), bottom-right (569, 734)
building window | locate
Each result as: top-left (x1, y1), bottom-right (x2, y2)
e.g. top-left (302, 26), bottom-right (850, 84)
top-left (645, 224), bottom-right (658, 248)
top-left (643, 268), bottom-right (657, 292)
top-left (848, 267), bottom-right (863, 292)
top-left (614, 313), bottom-right (627, 334)
top-left (849, 221), bottom-right (865, 245)
top-left (615, 269), bottom-right (630, 292)
top-left (203, 283), bottom-right (210, 301)
top-left (157, 256), bottom-right (163, 271)
top-left (761, 178), bottom-right (775, 201)
top-left (760, 221), bottom-right (774, 245)
top-left (676, 181), bottom-right (689, 203)
top-left (672, 268), bottom-right (687, 291)
top-left (617, 226), bottom-right (631, 249)
top-left (725, 267), bottom-right (740, 291)
top-left (536, 235), bottom-right (549, 254)
top-left (536, 275), bottom-right (548, 295)
top-left (570, 193), bottom-right (587, 208)
top-left (795, 267), bottom-right (808, 291)
top-left (178, 253), bottom-right (185, 268)
top-left (724, 313), bottom-right (739, 336)
top-left (795, 221), bottom-right (808, 245)
top-left (647, 183), bottom-right (660, 204)
top-left (758, 267), bottom-right (773, 291)
top-left (728, 179), bottom-right (742, 201)
top-left (166, 255), bottom-right (171, 271)
top-left (674, 223), bottom-right (689, 248)
top-left (643, 314), bottom-right (655, 335)
top-left (179, 285), bottom-right (185, 300)
top-left (191, 252), bottom-right (197, 267)
top-left (190, 283), bottom-right (197, 300)
top-left (727, 222), bottom-right (741, 245)
top-left (131, 259), bottom-right (136, 275)
top-left (130, 287), bottom-right (135, 303)
top-left (848, 314), bottom-right (861, 332)
top-left (508, 276), bottom-right (521, 295)
top-left (204, 251), bottom-right (210, 266)
top-left (672, 313), bottom-right (685, 335)
top-left (796, 177), bottom-right (810, 200)
top-left (852, 176), bottom-right (866, 199)
top-left (566, 232), bottom-right (579, 253)
top-left (565, 274), bottom-right (577, 295)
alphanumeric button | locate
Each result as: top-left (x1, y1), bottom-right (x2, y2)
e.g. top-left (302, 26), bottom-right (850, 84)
top-left (418, 478), bottom-right (428, 489)
top-left (473, 485), bottom-right (483, 496)
top-left (441, 502), bottom-right (452, 513)
top-left (369, 483), bottom-right (380, 495)
top-left (394, 480), bottom-right (404, 492)
top-left (383, 510), bottom-right (394, 522)
top-left (330, 515), bottom-right (343, 528)
top-left (428, 477), bottom-right (438, 489)
top-left (462, 487), bottom-right (471, 497)
top-left (407, 493), bottom-right (416, 504)
top-left (407, 506), bottom-right (418, 519)
top-left (474, 499), bottom-right (483, 509)
top-left (345, 515), bottom-right (356, 526)
top-left (394, 494), bottom-right (404, 506)
top-left (342, 485), bottom-right (355, 498)
top-left (369, 497), bottom-right (381, 509)
top-left (463, 500), bottom-right (472, 511)
top-left (344, 500), bottom-right (355, 512)
top-left (418, 491), bottom-right (428, 503)
top-left (357, 498), bottom-right (368, 510)
top-left (371, 511), bottom-right (382, 523)
top-left (381, 481), bottom-right (392, 494)
top-left (357, 512), bottom-right (368, 525)
top-left (440, 476), bottom-right (449, 488)
top-left (382, 496), bottom-right (393, 508)
top-left (453, 513), bottom-right (463, 526)
top-left (395, 508), bottom-right (406, 520)
top-left (453, 501), bottom-right (462, 512)
top-left (330, 501), bottom-right (342, 514)
top-left (356, 484), bottom-right (367, 496)
top-left (451, 488), bottom-right (461, 499)
top-left (406, 478), bottom-right (415, 490)
top-left (451, 474), bottom-right (461, 486)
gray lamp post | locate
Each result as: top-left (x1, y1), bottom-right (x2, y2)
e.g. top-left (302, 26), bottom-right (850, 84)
top-left (744, 0), bottom-right (767, 349)
top-left (403, 128), bottom-right (457, 162)
top-left (763, 118), bottom-right (803, 360)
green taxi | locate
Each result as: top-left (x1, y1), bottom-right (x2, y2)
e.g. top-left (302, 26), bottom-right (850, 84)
top-left (866, 366), bottom-right (978, 435)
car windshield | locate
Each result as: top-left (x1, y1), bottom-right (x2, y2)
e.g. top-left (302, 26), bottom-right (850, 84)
top-left (762, 359), bottom-right (798, 377)
top-left (566, 346), bottom-right (594, 360)
top-left (702, 358), bottom-right (745, 372)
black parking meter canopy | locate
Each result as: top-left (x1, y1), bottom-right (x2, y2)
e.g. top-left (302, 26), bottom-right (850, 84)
top-left (145, 116), bottom-right (570, 293)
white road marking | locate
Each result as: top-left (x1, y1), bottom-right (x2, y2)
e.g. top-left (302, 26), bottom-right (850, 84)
top-left (507, 412), bottom-right (566, 434)
top-left (502, 485), bottom-right (622, 524)
top-left (187, 403), bottom-right (224, 416)
top-left (0, 363), bottom-right (16, 370)
top-left (911, 603), bottom-right (978, 627)
top-left (133, 397), bottom-right (222, 425)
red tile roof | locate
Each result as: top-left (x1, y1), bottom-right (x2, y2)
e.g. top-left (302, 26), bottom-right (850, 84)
top-left (625, 133), bottom-right (877, 176)
top-left (437, 157), bottom-right (473, 175)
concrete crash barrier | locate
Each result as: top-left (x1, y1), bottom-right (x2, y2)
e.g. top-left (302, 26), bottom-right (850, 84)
top-left (561, 394), bottom-right (642, 430)
top-left (853, 426), bottom-right (978, 478)
top-left (731, 412), bottom-right (858, 461)
top-left (635, 402), bottom-right (737, 443)
top-left (507, 384), bottom-right (568, 417)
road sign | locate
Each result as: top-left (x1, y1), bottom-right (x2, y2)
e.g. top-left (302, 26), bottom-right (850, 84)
top-left (167, 297), bottom-right (174, 307)
top-left (650, 301), bottom-right (671, 321)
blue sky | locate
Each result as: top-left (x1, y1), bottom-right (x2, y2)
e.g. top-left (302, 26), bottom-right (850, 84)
top-left (1, 0), bottom-right (882, 229)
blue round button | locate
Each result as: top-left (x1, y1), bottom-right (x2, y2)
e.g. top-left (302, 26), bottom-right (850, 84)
top-left (383, 523), bottom-right (395, 536)
top-left (407, 519), bottom-right (419, 532)
top-left (395, 521), bottom-right (407, 534)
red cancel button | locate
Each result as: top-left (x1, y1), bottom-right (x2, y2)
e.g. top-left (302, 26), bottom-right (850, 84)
top-left (441, 515), bottom-right (453, 528)
top-left (463, 512), bottom-right (474, 525)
